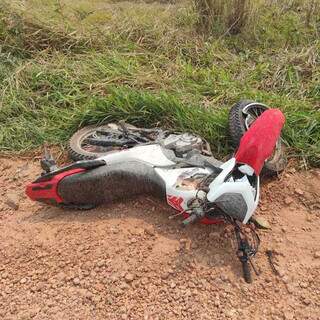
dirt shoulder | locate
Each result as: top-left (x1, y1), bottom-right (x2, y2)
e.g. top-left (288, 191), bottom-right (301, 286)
top-left (0, 158), bottom-right (319, 320)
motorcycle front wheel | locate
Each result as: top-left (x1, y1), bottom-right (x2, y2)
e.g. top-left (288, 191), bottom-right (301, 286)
top-left (228, 100), bottom-right (287, 176)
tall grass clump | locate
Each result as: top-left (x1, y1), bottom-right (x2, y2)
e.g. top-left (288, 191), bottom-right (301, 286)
top-left (195, 0), bottom-right (253, 34)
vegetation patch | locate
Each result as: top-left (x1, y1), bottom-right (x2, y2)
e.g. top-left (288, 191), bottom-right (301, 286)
top-left (0, 0), bottom-right (319, 166)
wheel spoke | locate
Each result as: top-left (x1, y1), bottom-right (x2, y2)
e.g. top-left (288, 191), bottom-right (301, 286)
top-left (244, 105), bottom-right (269, 129)
top-left (253, 107), bottom-right (259, 118)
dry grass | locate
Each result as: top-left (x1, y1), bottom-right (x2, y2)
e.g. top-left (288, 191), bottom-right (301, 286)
top-left (194, 0), bottom-right (320, 35)
top-left (194, 0), bottom-right (253, 34)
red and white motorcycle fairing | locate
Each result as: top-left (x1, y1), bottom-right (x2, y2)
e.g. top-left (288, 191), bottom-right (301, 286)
top-left (26, 109), bottom-right (285, 226)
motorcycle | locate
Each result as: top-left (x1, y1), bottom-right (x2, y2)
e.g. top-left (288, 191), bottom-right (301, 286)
top-left (26, 101), bottom-right (286, 283)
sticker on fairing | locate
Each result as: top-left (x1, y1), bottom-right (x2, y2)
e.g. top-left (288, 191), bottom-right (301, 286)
top-left (167, 195), bottom-right (184, 211)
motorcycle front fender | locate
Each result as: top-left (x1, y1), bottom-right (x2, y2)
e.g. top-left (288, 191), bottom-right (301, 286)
top-left (207, 176), bottom-right (260, 223)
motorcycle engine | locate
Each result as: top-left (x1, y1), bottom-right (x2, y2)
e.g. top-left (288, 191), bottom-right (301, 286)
top-left (162, 133), bottom-right (203, 157)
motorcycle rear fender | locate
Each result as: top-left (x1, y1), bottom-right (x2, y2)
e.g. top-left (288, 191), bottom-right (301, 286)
top-left (26, 168), bottom-right (85, 205)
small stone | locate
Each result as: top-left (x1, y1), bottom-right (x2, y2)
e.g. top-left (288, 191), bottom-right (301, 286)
top-left (144, 227), bottom-right (155, 236)
top-left (282, 276), bottom-right (290, 284)
top-left (283, 311), bottom-right (294, 320)
top-left (20, 278), bottom-right (27, 284)
top-left (295, 188), bottom-right (304, 196)
top-left (299, 281), bottom-right (308, 288)
top-left (5, 286), bottom-right (11, 294)
top-left (119, 282), bottom-right (129, 290)
top-left (286, 284), bottom-right (294, 294)
top-left (31, 283), bottom-right (45, 292)
top-left (167, 268), bottom-right (174, 274)
top-left (288, 167), bottom-right (296, 174)
top-left (161, 273), bottom-right (169, 280)
top-left (284, 197), bottom-right (293, 205)
top-left (302, 297), bottom-right (311, 305)
top-left (110, 227), bottom-right (119, 234)
top-left (265, 277), bottom-right (272, 283)
top-left (253, 216), bottom-right (271, 229)
top-left (119, 306), bottom-right (127, 314)
top-left (124, 273), bottom-right (134, 283)
top-left (97, 260), bottom-right (105, 267)
top-left (5, 192), bottom-right (20, 210)
top-left (220, 274), bottom-right (229, 282)
top-left (225, 309), bottom-right (237, 318)
top-left (314, 251), bottom-right (320, 259)
top-left (73, 277), bottom-right (80, 285)
top-left (277, 268), bottom-right (286, 277)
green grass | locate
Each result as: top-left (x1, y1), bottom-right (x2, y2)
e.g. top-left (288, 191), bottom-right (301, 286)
top-left (0, 0), bottom-right (319, 166)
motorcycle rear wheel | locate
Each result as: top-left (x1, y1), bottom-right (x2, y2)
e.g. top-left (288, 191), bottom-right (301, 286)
top-left (68, 123), bottom-right (139, 161)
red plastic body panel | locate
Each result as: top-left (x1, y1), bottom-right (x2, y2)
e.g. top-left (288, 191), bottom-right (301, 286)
top-left (235, 109), bottom-right (285, 175)
top-left (191, 214), bottom-right (223, 225)
top-left (26, 169), bottom-right (84, 205)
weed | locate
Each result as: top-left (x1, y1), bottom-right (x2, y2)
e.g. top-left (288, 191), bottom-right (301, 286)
top-left (195, 0), bottom-right (253, 35)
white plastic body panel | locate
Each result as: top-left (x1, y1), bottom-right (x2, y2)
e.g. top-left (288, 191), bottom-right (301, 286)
top-left (97, 146), bottom-right (259, 224)
top-left (98, 144), bottom-right (175, 166)
top-left (207, 158), bottom-right (259, 223)
top-left (155, 167), bottom-right (211, 211)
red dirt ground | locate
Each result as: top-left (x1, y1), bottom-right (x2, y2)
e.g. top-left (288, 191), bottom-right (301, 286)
top-left (0, 157), bottom-right (319, 320)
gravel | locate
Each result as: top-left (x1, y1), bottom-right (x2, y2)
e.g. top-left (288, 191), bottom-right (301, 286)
top-left (0, 158), bottom-right (319, 319)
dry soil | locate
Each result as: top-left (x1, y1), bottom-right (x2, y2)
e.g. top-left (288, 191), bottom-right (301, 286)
top-left (0, 157), bottom-right (319, 320)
